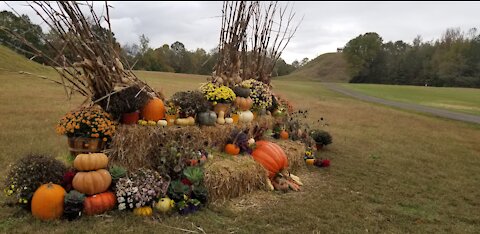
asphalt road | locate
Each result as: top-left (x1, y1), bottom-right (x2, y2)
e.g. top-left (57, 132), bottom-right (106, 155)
top-left (322, 83), bottom-right (480, 125)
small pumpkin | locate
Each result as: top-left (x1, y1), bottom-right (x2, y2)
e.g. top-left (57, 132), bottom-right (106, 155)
top-left (83, 191), bottom-right (116, 215)
top-left (235, 97), bottom-right (253, 111)
top-left (157, 119), bottom-right (168, 126)
top-left (72, 169), bottom-right (112, 195)
top-left (238, 110), bottom-right (254, 123)
top-left (141, 97), bottom-right (165, 121)
top-left (31, 183), bottom-right (66, 221)
top-left (280, 130), bottom-right (289, 140)
top-left (74, 153), bottom-right (109, 171)
top-left (225, 143), bottom-right (240, 155)
top-left (197, 111), bottom-right (217, 126)
top-left (225, 117), bottom-right (234, 124)
top-left (155, 197), bottom-right (175, 213)
top-left (248, 138), bottom-right (255, 145)
top-left (134, 206), bottom-right (153, 216)
top-left (252, 141), bottom-right (288, 178)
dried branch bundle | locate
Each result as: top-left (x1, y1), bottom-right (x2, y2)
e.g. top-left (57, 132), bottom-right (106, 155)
top-left (1, 1), bottom-right (163, 113)
top-left (213, 1), bottom-right (302, 86)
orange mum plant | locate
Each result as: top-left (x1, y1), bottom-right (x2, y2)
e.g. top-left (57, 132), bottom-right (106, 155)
top-left (55, 106), bottom-right (116, 142)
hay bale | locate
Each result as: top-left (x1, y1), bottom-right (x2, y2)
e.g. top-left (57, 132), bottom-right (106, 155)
top-left (272, 140), bottom-right (306, 173)
top-left (204, 154), bottom-right (267, 202)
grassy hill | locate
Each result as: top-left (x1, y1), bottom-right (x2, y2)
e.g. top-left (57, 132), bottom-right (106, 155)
top-left (0, 45), bottom-right (51, 74)
top-left (278, 52), bottom-right (350, 83)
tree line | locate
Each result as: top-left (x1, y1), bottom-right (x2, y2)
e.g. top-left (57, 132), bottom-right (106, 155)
top-left (343, 28), bottom-right (480, 88)
top-left (0, 10), bottom-right (298, 77)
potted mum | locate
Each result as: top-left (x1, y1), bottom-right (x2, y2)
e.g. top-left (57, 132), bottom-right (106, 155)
top-left (200, 82), bottom-right (236, 116)
top-left (310, 129), bottom-right (332, 150)
top-left (55, 105), bottom-right (116, 156)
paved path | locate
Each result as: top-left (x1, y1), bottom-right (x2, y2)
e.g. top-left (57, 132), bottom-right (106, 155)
top-left (322, 83), bottom-right (480, 125)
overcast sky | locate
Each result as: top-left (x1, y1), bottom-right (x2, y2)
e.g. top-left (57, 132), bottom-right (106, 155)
top-left (1, 1), bottom-right (479, 63)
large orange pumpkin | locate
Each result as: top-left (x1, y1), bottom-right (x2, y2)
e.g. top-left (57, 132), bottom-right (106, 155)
top-left (141, 97), bottom-right (165, 121)
top-left (235, 97), bottom-right (253, 111)
top-left (252, 141), bottom-right (288, 178)
top-left (31, 183), bottom-right (66, 220)
top-left (72, 169), bottom-right (112, 195)
top-left (74, 153), bottom-right (109, 171)
top-left (83, 191), bottom-right (116, 215)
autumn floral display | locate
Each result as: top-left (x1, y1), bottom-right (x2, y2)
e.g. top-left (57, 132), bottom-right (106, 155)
top-left (55, 105), bottom-right (117, 142)
top-left (239, 79), bottom-right (273, 111)
top-left (199, 82), bottom-right (236, 104)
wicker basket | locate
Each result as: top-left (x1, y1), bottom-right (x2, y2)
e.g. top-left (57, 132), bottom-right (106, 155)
top-left (67, 137), bottom-right (105, 156)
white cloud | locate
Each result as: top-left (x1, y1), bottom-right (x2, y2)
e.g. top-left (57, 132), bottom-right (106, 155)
top-left (1, 1), bottom-right (479, 64)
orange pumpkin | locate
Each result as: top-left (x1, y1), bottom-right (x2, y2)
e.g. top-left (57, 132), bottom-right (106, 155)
top-left (235, 97), bottom-right (253, 111)
top-left (280, 130), bottom-right (289, 140)
top-left (74, 153), bottom-right (109, 171)
top-left (252, 141), bottom-right (288, 178)
top-left (83, 191), bottom-right (116, 215)
top-left (31, 183), bottom-right (65, 220)
top-left (141, 97), bottom-right (165, 121)
top-left (72, 169), bottom-right (112, 195)
top-left (225, 144), bottom-right (240, 155)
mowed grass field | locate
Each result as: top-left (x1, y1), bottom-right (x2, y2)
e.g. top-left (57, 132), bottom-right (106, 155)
top-left (1, 67), bottom-right (480, 233)
top-left (341, 83), bottom-right (480, 116)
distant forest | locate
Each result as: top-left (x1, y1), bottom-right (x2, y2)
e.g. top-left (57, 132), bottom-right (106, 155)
top-left (0, 10), bottom-right (301, 77)
top-left (343, 28), bottom-right (480, 88)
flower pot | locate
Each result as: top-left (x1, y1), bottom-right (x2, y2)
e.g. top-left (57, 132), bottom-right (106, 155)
top-left (67, 137), bottom-right (105, 157)
top-left (165, 114), bottom-right (177, 126)
top-left (213, 103), bottom-right (231, 115)
top-left (121, 111), bottom-right (139, 125)
top-left (315, 143), bottom-right (324, 150)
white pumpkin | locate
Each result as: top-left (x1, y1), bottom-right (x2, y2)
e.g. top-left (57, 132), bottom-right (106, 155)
top-left (225, 117), bottom-right (234, 124)
top-left (248, 138), bottom-right (255, 145)
top-left (157, 120), bottom-right (168, 126)
top-left (239, 110), bottom-right (254, 123)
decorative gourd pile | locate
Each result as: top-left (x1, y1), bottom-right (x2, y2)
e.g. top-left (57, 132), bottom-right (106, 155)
top-left (72, 153), bottom-right (116, 215)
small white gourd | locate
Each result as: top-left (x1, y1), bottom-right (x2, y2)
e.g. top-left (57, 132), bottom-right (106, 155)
top-left (225, 118), bottom-right (234, 124)
top-left (157, 120), bottom-right (168, 126)
top-left (217, 111), bottom-right (226, 125)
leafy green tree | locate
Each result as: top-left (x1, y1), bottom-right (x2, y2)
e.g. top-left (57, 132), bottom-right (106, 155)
top-left (0, 10), bottom-right (45, 62)
top-left (343, 32), bottom-right (383, 82)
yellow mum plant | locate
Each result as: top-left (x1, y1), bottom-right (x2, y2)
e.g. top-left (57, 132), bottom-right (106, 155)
top-left (199, 82), bottom-right (236, 104)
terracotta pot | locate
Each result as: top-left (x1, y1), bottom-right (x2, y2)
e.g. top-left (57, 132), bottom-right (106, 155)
top-left (121, 111), bottom-right (139, 125)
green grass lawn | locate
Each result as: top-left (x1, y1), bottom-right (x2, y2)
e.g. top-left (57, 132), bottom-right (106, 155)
top-left (341, 83), bottom-right (480, 116)
top-left (0, 70), bottom-right (480, 233)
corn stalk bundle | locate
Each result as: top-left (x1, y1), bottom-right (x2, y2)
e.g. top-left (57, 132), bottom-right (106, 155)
top-left (1, 1), bottom-right (162, 115)
top-left (212, 1), bottom-right (302, 86)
